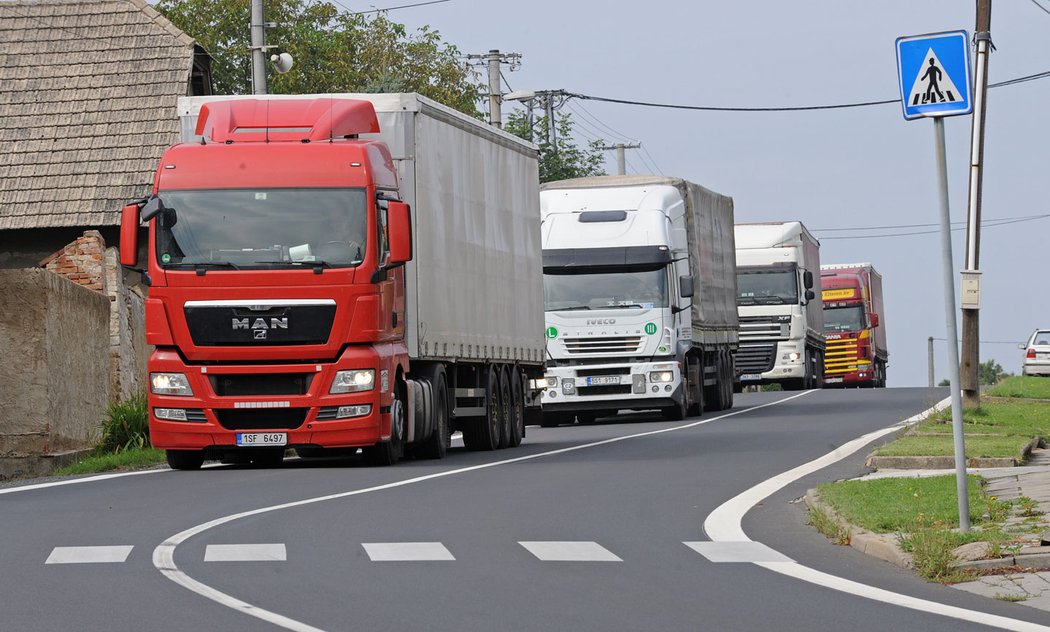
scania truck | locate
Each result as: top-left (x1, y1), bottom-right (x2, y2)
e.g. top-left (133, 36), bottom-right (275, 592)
top-left (820, 263), bottom-right (888, 387)
top-left (734, 222), bottom-right (824, 390)
top-left (120, 94), bottom-right (545, 469)
top-left (538, 176), bottom-right (738, 424)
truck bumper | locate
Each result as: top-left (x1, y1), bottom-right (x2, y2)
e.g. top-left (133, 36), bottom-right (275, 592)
top-left (823, 361), bottom-right (875, 387)
top-left (737, 340), bottom-right (806, 385)
top-left (147, 347), bottom-right (394, 451)
top-left (540, 361), bottom-right (682, 413)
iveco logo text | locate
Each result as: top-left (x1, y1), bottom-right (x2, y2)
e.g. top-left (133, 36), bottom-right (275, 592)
top-left (586, 318), bottom-right (616, 325)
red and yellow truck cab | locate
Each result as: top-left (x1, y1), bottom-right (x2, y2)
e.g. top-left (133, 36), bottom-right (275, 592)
top-left (820, 263), bottom-right (889, 388)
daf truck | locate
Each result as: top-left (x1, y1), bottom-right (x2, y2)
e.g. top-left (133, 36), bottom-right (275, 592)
top-left (120, 94), bottom-right (545, 469)
top-left (820, 263), bottom-right (888, 387)
top-left (734, 222), bottom-right (824, 390)
top-left (539, 176), bottom-right (738, 424)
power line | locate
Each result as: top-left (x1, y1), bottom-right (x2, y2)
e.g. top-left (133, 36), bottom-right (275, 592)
top-left (812, 213), bottom-right (1050, 232)
top-left (350, 0), bottom-right (451, 15)
top-left (816, 213), bottom-right (1050, 240)
top-left (567, 68), bottom-right (1050, 113)
top-left (1029, 0), bottom-right (1050, 17)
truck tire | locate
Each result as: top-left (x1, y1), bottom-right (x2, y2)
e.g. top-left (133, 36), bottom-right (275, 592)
top-left (364, 377), bottom-right (406, 465)
top-left (464, 366), bottom-right (500, 451)
top-left (497, 367), bottom-right (512, 449)
top-left (706, 352), bottom-right (733, 411)
top-left (415, 370), bottom-right (450, 460)
top-left (507, 368), bottom-right (525, 447)
top-left (166, 450), bottom-right (204, 471)
top-left (685, 356), bottom-right (703, 417)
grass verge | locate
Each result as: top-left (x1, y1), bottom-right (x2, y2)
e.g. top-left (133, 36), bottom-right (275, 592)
top-left (51, 447), bottom-right (166, 476)
top-left (985, 376), bottom-right (1050, 400)
top-left (816, 475), bottom-right (986, 533)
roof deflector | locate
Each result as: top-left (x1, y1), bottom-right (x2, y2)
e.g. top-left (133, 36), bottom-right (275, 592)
top-left (195, 98), bottom-right (381, 143)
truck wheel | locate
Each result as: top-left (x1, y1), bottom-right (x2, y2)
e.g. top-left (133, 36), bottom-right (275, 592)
top-left (497, 367), bottom-right (512, 449)
top-left (722, 352), bottom-right (734, 409)
top-left (685, 357), bottom-right (703, 417)
top-left (364, 378), bottom-right (406, 465)
top-left (507, 369), bottom-right (525, 447)
top-left (416, 370), bottom-right (449, 460)
top-left (464, 366), bottom-right (501, 451)
top-left (166, 450), bottom-right (204, 471)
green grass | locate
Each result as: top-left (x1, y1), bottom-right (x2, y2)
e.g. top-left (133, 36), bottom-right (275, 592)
top-left (51, 448), bottom-right (166, 476)
top-left (986, 376), bottom-right (1050, 400)
top-left (873, 435), bottom-right (1034, 459)
top-left (816, 475), bottom-right (985, 533)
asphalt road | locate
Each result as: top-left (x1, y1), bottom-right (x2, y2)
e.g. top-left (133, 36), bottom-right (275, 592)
top-left (5, 387), bottom-right (1050, 631)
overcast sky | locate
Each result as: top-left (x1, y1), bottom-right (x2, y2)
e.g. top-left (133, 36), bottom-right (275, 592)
top-left (390, 0), bottom-right (1050, 387)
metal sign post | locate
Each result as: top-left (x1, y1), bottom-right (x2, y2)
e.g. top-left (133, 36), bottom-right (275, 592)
top-left (896, 30), bottom-right (973, 532)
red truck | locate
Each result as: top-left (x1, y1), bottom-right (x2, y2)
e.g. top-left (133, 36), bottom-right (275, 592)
top-left (120, 95), bottom-right (545, 469)
top-left (820, 263), bottom-right (888, 388)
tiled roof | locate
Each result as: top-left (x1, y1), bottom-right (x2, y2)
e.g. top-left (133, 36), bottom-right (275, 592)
top-left (0, 0), bottom-right (198, 229)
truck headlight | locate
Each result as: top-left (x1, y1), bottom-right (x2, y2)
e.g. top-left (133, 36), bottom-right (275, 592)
top-left (331, 369), bottom-right (375, 393)
top-left (150, 372), bottom-right (193, 396)
top-left (649, 371), bottom-right (675, 383)
top-left (154, 408), bottom-right (188, 421)
top-left (783, 352), bottom-right (801, 362)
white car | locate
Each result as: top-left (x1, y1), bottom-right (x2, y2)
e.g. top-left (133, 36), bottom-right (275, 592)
top-left (1021, 329), bottom-right (1050, 377)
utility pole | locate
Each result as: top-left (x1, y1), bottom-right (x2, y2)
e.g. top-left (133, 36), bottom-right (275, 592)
top-left (961, 0), bottom-right (993, 406)
top-left (601, 143), bottom-right (642, 175)
top-left (928, 336), bottom-right (935, 387)
top-left (466, 50), bottom-right (521, 128)
top-left (250, 0), bottom-right (268, 94)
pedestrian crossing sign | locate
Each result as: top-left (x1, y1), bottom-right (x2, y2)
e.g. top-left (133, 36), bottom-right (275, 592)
top-left (896, 30), bottom-right (972, 121)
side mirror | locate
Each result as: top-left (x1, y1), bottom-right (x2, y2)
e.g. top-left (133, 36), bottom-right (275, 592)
top-left (805, 289), bottom-right (815, 302)
top-left (141, 196), bottom-right (164, 222)
top-left (679, 275), bottom-right (694, 299)
top-left (1019, 343), bottom-right (1027, 350)
top-left (870, 313), bottom-right (880, 328)
top-left (387, 200), bottom-right (412, 265)
top-left (120, 202), bottom-right (141, 267)
top-left (803, 270), bottom-right (814, 290)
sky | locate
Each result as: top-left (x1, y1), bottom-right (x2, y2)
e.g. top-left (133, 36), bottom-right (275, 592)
top-left (386, 0), bottom-right (1050, 387)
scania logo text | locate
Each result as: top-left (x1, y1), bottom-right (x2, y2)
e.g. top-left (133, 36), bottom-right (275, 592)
top-left (586, 318), bottom-right (616, 325)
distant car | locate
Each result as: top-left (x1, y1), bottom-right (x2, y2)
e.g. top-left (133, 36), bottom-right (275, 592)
top-left (1021, 329), bottom-right (1050, 377)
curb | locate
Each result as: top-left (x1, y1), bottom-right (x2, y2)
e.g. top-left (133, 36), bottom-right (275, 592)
top-left (865, 437), bottom-right (1044, 470)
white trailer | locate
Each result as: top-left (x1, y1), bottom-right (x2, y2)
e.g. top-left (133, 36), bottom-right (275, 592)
top-left (734, 222), bottom-right (824, 390)
top-left (539, 176), bottom-right (738, 424)
top-left (176, 93), bottom-right (545, 452)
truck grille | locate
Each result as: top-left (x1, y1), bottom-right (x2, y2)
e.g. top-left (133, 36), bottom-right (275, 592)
top-left (736, 343), bottom-right (777, 374)
top-left (738, 316), bottom-right (788, 342)
top-left (825, 338), bottom-right (859, 375)
top-left (215, 408), bottom-right (307, 430)
top-left (184, 302), bottom-right (336, 346)
top-left (209, 373), bottom-right (314, 396)
top-left (563, 336), bottom-right (643, 355)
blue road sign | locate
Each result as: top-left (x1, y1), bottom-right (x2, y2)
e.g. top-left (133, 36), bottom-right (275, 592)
top-left (896, 30), bottom-right (972, 121)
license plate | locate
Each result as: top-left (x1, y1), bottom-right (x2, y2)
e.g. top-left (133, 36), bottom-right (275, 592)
top-left (585, 376), bottom-right (620, 386)
top-left (740, 374), bottom-right (762, 381)
top-left (236, 432), bottom-right (288, 446)
top-left (824, 377), bottom-right (843, 384)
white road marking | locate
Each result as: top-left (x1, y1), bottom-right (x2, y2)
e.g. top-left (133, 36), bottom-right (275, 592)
top-left (153, 391), bottom-right (815, 632)
top-left (519, 541), bottom-right (621, 562)
top-left (362, 542), bottom-right (455, 561)
top-left (204, 544), bottom-right (287, 562)
top-left (703, 397), bottom-right (1050, 632)
top-left (46, 545), bottom-right (134, 564)
top-left (684, 541), bottom-right (792, 563)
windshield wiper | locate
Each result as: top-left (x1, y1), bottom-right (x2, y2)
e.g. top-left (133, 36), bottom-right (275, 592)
top-left (552, 305), bottom-right (592, 311)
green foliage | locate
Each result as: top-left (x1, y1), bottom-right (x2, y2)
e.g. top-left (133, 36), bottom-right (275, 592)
top-left (979, 358), bottom-right (1009, 385)
top-left (808, 505), bottom-right (851, 545)
top-left (52, 448), bottom-right (166, 476)
top-left (899, 514), bottom-right (974, 583)
top-left (816, 475), bottom-right (984, 533)
top-left (760, 383), bottom-right (784, 392)
top-left (99, 394), bottom-right (150, 453)
top-left (155, 0), bottom-right (482, 115)
top-left (504, 110), bottom-right (606, 183)
top-left (986, 376), bottom-right (1050, 400)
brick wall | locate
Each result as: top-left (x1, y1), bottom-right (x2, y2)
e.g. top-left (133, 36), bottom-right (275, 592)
top-left (39, 230), bottom-right (107, 293)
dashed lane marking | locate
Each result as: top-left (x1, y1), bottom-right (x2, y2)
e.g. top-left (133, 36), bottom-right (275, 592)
top-left (46, 545), bottom-right (134, 564)
top-left (204, 544), bottom-right (287, 562)
top-left (519, 541), bottom-right (622, 562)
top-left (684, 541), bottom-right (793, 563)
top-left (362, 542), bottom-right (455, 561)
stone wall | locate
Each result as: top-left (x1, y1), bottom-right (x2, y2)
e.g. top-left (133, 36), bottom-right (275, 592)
top-left (0, 268), bottom-right (110, 463)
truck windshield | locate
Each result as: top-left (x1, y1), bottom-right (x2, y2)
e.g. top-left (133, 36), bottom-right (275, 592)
top-left (823, 305), bottom-right (866, 332)
top-left (736, 270), bottom-right (798, 305)
top-left (544, 269), bottom-right (668, 311)
top-left (154, 188), bottom-right (368, 269)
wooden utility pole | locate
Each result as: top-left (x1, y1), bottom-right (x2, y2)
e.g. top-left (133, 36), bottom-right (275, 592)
top-left (961, 0), bottom-right (992, 405)
top-left (601, 143), bottom-right (641, 175)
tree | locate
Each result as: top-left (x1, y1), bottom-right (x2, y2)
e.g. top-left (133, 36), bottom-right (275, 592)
top-left (504, 109), bottom-right (607, 183)
top-left (155, 0), bottom-right (482, 116)
top-left (979, 359), bottom-right (1009, 385)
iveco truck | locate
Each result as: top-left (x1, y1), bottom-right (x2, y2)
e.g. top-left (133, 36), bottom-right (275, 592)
top-left (539, 176), bottom-right (738, 424)
top-left (734, 222), bottom-right (824, 390)
top-left (121, 94), bottom-right (545, 469)
top-left (821, 263), bottom-right (888, 387)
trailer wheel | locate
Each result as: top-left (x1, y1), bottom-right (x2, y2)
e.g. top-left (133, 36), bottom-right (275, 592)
top-left (166, 450), bottom-right (204, 471)
top-left (416, 369), bottom-right (449, 460)
top-left (507, 368), bottom-right (525, 447)
top-left (685, 356), bottom-right (703, 417)
top-left (464, 366), bottom-right (501, 451)
top-left (364, 377), bottom-right (406, 465)
top-left (497, 367), bottom-right (512, 449)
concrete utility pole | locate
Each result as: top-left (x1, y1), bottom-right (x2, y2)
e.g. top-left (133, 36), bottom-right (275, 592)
top-left (601, 143), bottom-right (641, 175)
top-left (961, 0), bottom-right (992, 406)
top-left (250, 0), bottom-right (268, 94)
top-left (928, 336), bottom-right (935, 387)
top-left (466, 50), bottom-right (521, 128)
